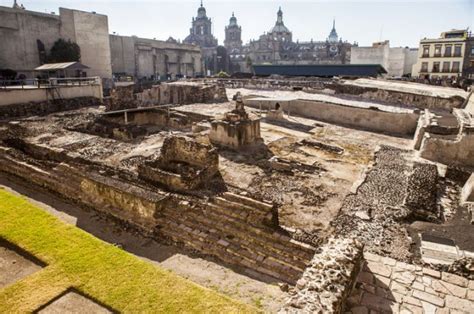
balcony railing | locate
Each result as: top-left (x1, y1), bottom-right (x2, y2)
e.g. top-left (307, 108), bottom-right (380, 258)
top-left (434, 53), bottom-right (442, 57)
top-left (0, 77), bottom-right (101, 90)
top-left (422, 54), bottom-right (430, 58)
top-left (444, 53), bottom-right (452, 57)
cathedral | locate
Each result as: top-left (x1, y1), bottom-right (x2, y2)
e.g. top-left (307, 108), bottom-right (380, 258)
top-left (184, 2), bottom-right (356, 74)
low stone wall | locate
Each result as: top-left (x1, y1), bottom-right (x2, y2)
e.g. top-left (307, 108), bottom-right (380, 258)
top-left (107, 82), bottom-right (228, 112)
top-left (329, 83), bottom-right (465, 112)
top-left (280, 237), bottom-right (364, 313)
top-left (418, 110), bottom-right (474, 170)
top-left (0, 84), bottom-right (103, 107)
top-left (0, 97), bottom-right (100, 120)
top-left (202, 78), bottom-right (467, 112)
top-left (461, 173), bottom-right (474, 204)
top-left (211, 78), bottom-right (328, 92)
top-left (245, 98), bottom-right (419, 137)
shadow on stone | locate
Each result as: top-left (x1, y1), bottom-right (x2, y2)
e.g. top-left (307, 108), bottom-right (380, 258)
top-left (34, 287), bottom-right (117, 314)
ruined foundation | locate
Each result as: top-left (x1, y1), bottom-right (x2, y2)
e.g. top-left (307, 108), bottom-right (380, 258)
top-left (209, 93), bottom-right (263, 149)
top-left (138, 136), bottom-right (219, 192)
top-left (1, 78), bottom-right (473, 312)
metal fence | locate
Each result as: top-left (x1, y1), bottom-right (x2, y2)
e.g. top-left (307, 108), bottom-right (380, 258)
top-left (0, 77), bottom-right (101, 90)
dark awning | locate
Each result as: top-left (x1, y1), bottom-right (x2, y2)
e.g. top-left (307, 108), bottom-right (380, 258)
top-left (253, 64), bottom-right (387, 77)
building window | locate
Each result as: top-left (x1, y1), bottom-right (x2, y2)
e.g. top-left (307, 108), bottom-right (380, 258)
top-left (471, 47), bottom-right (474, 55)
top-left (442, 62), bottom-right (450, 72)
top-left (444, 45), bottom-right (452, 57)
top-left (434, 45), bottom-right (442, 57)
top-left (422, 45), bottom-right (430, 58)
top-left (452, 61), bottom-right (460, 72)
top-left (454, 45), bottom-right (462, 57)
top-left (421, 62), bottom-right (428, 72)
top-left (432, 62), bottom-right (440, 72)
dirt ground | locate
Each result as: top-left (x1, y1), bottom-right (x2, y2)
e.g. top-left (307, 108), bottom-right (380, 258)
top-left (178, 101), bottom-right (412, 236)
top-left (38, 291), bottom-right (111, 314)
top-left (0, 175), bottom-right (287, 312)
top-left (0, 240), bottom-right (43, 289)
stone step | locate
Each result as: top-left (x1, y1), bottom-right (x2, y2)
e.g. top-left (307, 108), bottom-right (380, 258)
top-left (221, 192), bottom-right (273, 212)
top-left (161, 205), bottom-right (310, 272)
top-left (179, 202), bottom-right (313, 262)
top-left (160, 220), bottom-right (299, 283)
top-left (213, 196), bottom-right (267, 217)
top-left (203, 203), bottom-right (314, 259)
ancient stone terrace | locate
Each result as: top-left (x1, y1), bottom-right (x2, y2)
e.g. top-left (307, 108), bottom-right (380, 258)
top-left (0, 79), bottom-right (472, 312)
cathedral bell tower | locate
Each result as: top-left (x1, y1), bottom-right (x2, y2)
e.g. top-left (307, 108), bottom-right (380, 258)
top-left (224, 12), bottom-right (242, 50)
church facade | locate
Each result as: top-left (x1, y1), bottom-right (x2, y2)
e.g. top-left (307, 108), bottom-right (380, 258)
top-left (184, 2), bottom-right (357, 74)
top-left (225, 8), bottom-right (356, 73)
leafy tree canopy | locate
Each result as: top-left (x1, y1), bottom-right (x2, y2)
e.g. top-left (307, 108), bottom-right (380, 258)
top-left (48, 39), bottom-right (81, 63)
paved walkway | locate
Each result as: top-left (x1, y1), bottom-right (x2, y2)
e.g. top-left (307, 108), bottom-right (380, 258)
top-left (347, 252), bottom-right (474, 313)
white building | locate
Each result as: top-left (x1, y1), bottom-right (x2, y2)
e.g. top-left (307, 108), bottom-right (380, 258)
top-left (350, 41), bottom-right (418, 77)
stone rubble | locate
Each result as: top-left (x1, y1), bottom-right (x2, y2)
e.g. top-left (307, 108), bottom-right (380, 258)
top-left (280, 237), bottom-right (364, 313)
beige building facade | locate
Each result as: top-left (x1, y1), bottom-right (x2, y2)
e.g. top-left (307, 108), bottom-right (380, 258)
top-left (350, 41), bottom-right (418, 77)
top-left (412, 29), bottom-right (474, 79)
top-left (0, 5), bottom-right (112, 80)
top-left (110, 35), bottom-right (202, 80)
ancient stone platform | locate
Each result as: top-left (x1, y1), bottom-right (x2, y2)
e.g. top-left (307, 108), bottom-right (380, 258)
top-left (347, 252), bottom-right (474, 313)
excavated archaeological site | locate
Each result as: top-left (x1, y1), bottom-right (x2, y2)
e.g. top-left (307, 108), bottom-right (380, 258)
top-left (0, 78), bottom-right (473, 312)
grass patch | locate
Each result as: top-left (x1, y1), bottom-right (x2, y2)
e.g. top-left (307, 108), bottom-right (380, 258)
top-left (0, 188), bottom-right (256, 313)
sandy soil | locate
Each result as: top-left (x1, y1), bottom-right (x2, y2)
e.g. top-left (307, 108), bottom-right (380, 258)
top-left (0, 175), bottom-right (288, 312)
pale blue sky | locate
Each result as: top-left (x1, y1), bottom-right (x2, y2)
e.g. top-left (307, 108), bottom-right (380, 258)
top-left (1, 0), bottom-right (473, 47)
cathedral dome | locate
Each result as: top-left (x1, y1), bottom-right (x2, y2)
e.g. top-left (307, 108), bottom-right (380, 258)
top-left (197, 1), bottom-right (206, 18)
top-left (271, 24), bottom-right (290, 34)
top-left (270, 7), bottom-right (290, 34)
top-left (229, 12), bottom-right (237, 26)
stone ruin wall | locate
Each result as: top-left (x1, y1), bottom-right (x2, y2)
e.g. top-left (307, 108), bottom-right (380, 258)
top-left (0, 139), bottom-right (315, 284)
top-left (326, 83), bottom-right (466, 112)
top-left (207, 78), bottom-right (465, 112)
top-left (0, 97), bottom-right (99, 120)
top-left (280, 237), bottom-right (364, 313)
top-left (138, 136), bottom-right (219, 192)
top-left (158, 136), bottom-right (218, 169)
top-left (415, 109), bottom-right (474, 169)
top-left (106, 82), bottom-right (228, 112)
top-left (209, 119), bottom-right (262, 149)
top-left (245, 98), bottom-right (420, 137)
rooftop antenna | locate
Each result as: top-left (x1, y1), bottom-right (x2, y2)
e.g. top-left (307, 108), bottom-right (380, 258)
top-left (379, 24), bottom-right (384, 41)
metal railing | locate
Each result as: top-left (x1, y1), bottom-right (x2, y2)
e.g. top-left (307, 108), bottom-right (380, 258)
top-left (0, 77), bottom-right (101, 90)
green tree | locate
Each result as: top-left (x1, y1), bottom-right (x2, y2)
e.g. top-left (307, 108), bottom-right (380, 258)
top-left (245, 56), bottom-right (253, 69)
top-left (48, 39), bottom-right (81, 63)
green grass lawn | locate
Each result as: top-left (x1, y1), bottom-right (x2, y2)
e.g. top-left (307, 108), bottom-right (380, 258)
top-left (0, 187), bottom-right (256, 313)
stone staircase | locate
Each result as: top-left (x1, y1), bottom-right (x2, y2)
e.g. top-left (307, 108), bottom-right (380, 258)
top-left (158, 192), bottom-right (315, 284)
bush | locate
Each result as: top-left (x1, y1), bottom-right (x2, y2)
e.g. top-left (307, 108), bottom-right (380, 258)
top-left (217, 71), bottom-right (230, 78)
